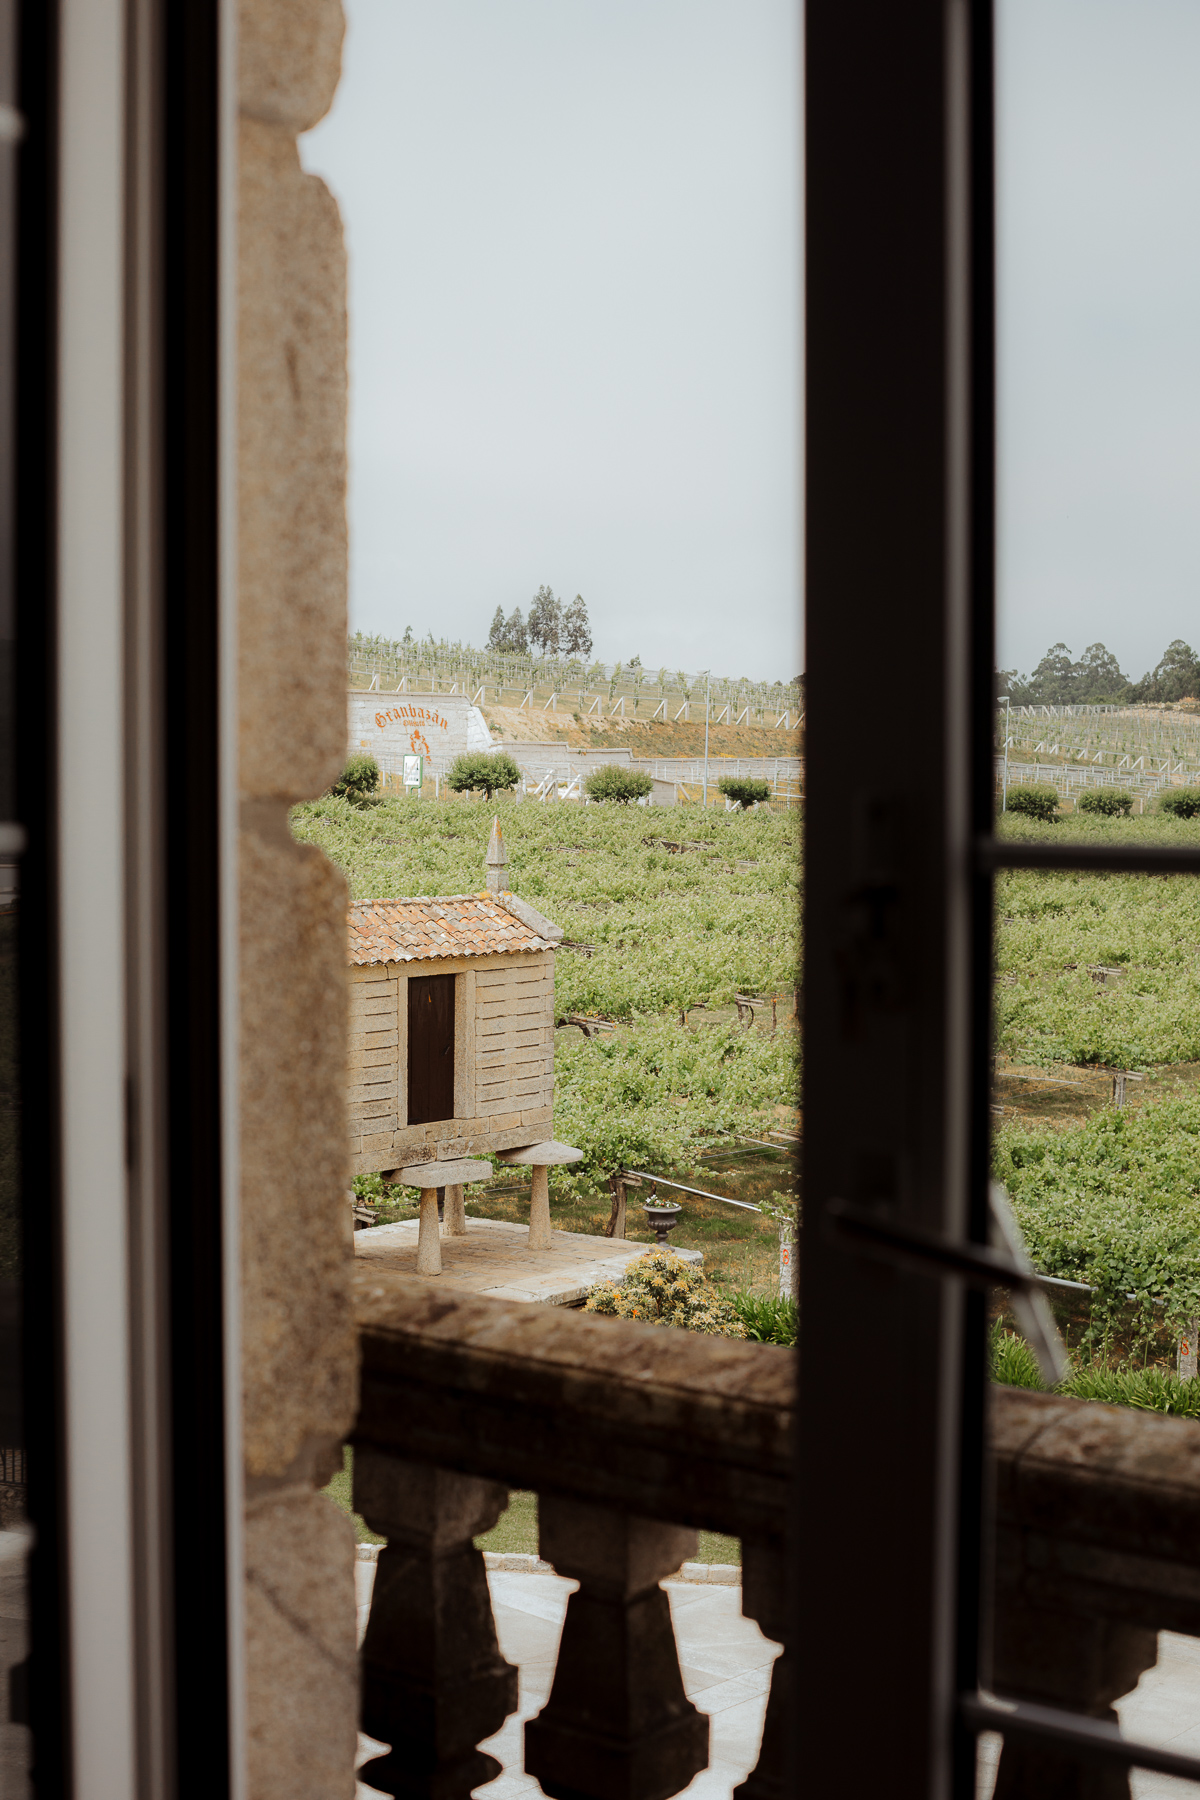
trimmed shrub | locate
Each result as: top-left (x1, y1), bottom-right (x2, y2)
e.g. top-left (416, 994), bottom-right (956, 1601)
top-left (331, 754), bottom-right (380, 803)
top-left (1005, 784), bottom-right (1059, 822)
top-left (719, 777), bottom-right (771, 810)
top-left (584, 765), bottom-right (653, 805)
top-left (446, 750), bottom-right (521, 799)
top-left (1077, 788), bottom-right (1133, 817)
top-left (583, 1250), bottom-right (746, 1336)
top-left (1159, 787), bottom-right (1200, 820)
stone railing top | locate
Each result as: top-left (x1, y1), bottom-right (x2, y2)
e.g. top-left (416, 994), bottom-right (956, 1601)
top-left (994, 1385), bottom-right (1200, 1556)
top-left (993, 1384), bottom-right (1200, 1640)
top-left (352, 1267), bottom-right (794, 1539)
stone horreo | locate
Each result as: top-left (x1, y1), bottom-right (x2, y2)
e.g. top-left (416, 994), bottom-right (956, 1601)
top-left (347, 818), bottom-right (582, 1273)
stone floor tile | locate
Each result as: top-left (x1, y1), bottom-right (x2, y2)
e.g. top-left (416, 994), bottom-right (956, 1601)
top-left (680, 1668), bottom-right (774, 1714)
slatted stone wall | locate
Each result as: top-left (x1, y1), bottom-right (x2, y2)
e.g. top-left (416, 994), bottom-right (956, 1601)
top-left (348, 950), bottom-right (555, 1176)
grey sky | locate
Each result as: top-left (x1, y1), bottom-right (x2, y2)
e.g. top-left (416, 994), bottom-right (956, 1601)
top-left (300, 0), bottom-right (801, 684)
top-left (998, 0), bottom-right (1200, 682)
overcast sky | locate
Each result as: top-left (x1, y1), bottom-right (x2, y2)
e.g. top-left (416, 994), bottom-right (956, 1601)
top-left (302, 2), bottom-right (1200, 690)
top-left (301, 0), bottom-right (801, 684)
top-left (998, 0), bottom-right (1200, 682)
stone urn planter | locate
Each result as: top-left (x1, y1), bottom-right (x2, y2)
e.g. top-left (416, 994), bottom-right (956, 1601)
top-left (641, 1199), bottom-right (683, 1249)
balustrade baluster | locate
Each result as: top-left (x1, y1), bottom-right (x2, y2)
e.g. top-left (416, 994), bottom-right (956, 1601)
top-left (525, 1495), bottom-right (709, 1800)
top-left (734, 1536), bottom-right (791, 1800)
top-left (353, 1447), bottom-right (518, 1799)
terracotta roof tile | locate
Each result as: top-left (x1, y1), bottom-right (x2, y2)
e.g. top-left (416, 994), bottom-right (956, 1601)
top-left (347, 893), bottom-right (557, 966)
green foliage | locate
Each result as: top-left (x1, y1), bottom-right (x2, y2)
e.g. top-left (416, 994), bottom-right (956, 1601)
top-left (1005, 784), bottom-right (1059, 822)
top-left (732, 1291), bottom-right (797, 1345)
top-left (995, 1094), bottom-right (1200, 1337)
top-left (445, 751), bottom-right (521, 799)
top-left (291, 794), bottom-right (800, 1021)
top-left (551, 1015), bottom-right (798, 1183)
top-left (583, 1249), bottom-right (746, 1336)
top-left (1077, 789), bottom-right (1133, 817)
top-left (990, 1324), bottom-right (1200, 1419)
top-left (331, 753), bottom-right (380, 803)
top-left (292, 795), bottom-right (800, 1178)
top-left (994, 813), bottom-right (1200, 1068)
top-left (584, 765), bottom-right (654, 805)
top-left (991, 1323), bottom-right (1043, 1389)
top-left (718, 777), bottom-right (770, 810)
top-left (1159, 787), bottom-right (1200, 819)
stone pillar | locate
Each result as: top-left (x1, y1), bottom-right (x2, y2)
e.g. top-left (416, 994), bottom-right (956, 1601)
top-left (416, 1189), bottom-right (442, 1275)
top-left (354, 1449), bottom-right (518, 1800)
top-left (238, 1), bottom-right (358, 1795)
top-left (735, 1537), bottom-right (791, 1800)
top-left (992, 1607), bottom-right (1157, 1798)
top-left (528, 1165), bottom-right (551, 1251)
top-left (525, 1496), bottom-right (709, 1800)
top-left (444, 1182), bottom-right (467, 1236)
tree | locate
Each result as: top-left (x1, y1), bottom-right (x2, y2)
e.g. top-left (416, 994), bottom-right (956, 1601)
top-left (1074, 642), bottom-right (1132, 703)
top-left (486, 606), bottom-right (507, 651)
top-left (1025, 643), bottom-right (1078, 706)
top-left (330, 754), bottom-right (380, 804)
top-left (527, 585), bottom-right (562, 655)
top-left (719, 776), bottom-right (771, 809)
top-left (498, 606), bottom-right (528, 654)
top-left (562, 594), bottom-right (592, 657)
top-left (445, 751), bottom-right (522, 800)
top-left (584, 765), bottom-right (653, 805)
top-left (1134, 640), bottom-right (1200, 704)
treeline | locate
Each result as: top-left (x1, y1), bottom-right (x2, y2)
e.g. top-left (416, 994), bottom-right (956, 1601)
top-left (998, 639), bottom-right (1200, 708)
top-left (487, 584), bottom-right (592, 657)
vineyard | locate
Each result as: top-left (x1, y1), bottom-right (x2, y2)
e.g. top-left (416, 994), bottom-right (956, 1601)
top-left (997, 702), bottom-right (1200, 810)
top-left (292, 793), bottom-right (801, 1233)
top-left (348, 630), bottom-right (802, 722)
top-left (994, 809), bottom-right (1200, 1366)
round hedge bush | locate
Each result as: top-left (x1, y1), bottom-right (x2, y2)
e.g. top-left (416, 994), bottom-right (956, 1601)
top-left (446, 751), bottom-right (522, 799)
top-left (1077, 788), bottom-right (1133, 817)
top-left (331, 753), bottom-right (380, 803)
top-left (1005, 784), bottom-right (1059, 822)
top-left (584, 765), bottom-right (653, 805)
top-left (718, 776), bottom-right (771, 810)
top-left (1159, 787), bottom-right (1200, 820)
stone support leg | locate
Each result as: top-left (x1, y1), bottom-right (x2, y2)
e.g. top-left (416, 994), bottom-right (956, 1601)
top-left (353, 1448), bottom-right (518, 1800)
top-left (444, 1182), bottom-right (467, 1236)
top-left (416, 1189), bottom-right (442, 1275)
top-left (734, 1537), bottom-right (790, 1800)
top-left (529, 1165), bottom-right (551, 1250)
top-left (525, 1496), bottom-right (709, 1800)
top-left (992, 1606), bottom-right (1158, 1800)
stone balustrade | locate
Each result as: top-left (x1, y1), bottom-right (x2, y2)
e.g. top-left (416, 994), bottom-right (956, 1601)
top-left (991, 1385), bottom-right (1200, 1798)
top-left (350, 1267), bottom-right (794, 1800)
top-left (350, 1272), bottom-right (1200, 1800)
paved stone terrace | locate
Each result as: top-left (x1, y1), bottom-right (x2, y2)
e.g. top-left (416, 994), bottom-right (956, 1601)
top-left (353, 1214), bottom-right (702, 1307)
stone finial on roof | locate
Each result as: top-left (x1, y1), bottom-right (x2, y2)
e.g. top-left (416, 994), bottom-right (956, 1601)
top-left (485, 816), bottom-right (510, 894)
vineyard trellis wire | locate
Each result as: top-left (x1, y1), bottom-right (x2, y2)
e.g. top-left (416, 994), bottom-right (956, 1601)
top-left (348, 630), bottom-right (803, 721)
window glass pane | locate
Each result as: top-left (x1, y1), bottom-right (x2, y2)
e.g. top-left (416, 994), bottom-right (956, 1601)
top-left (991, 5), bottom-right (1200, 1790)
top-left (297, 16), bottom-right (800, 1788)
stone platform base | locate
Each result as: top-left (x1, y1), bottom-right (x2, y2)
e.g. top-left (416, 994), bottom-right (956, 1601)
top-left (352, 1214), bottom-right (702, 1307)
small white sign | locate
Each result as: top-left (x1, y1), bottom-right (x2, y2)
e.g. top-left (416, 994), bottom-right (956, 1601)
top-left (403, 754), bottom-right (423, 789)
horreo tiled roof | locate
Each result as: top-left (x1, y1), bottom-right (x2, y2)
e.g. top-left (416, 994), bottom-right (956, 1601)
top-left (347, 893), bottom-right (561, 966)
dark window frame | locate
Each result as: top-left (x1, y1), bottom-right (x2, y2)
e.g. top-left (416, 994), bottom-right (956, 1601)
top-left (801, 5), bottom-right (1200, 1793)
